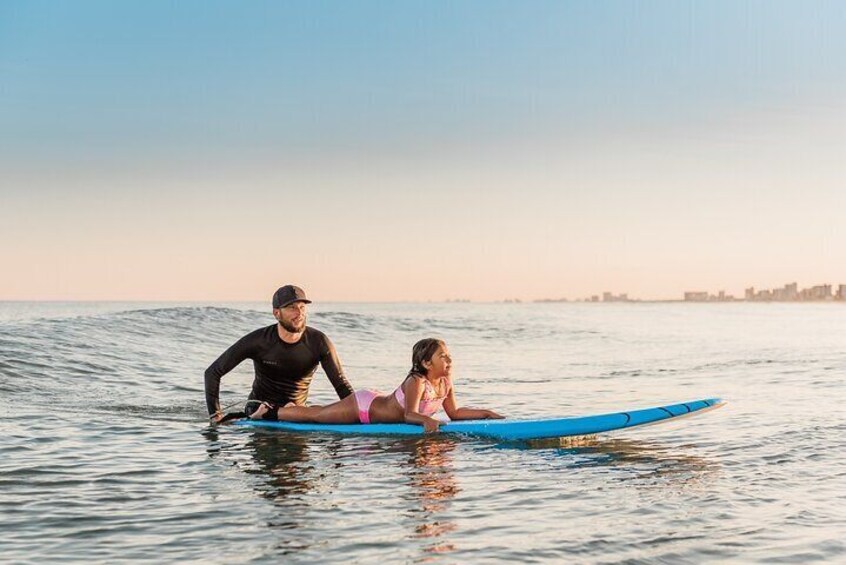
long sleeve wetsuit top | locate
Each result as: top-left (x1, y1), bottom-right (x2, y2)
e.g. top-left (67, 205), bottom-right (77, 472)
top-left (204, 325), bottom-right (354, 416)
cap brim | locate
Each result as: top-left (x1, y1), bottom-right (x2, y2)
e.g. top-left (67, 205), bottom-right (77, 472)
top-left (278, 298), bottom-right (312, 308)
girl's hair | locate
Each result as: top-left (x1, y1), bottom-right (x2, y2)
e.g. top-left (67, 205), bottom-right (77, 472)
top-left (408, 338), bottom-right (445, 378)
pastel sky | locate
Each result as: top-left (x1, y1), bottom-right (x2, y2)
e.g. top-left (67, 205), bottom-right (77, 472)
top-left (2, 1), bottom-right (844, 302)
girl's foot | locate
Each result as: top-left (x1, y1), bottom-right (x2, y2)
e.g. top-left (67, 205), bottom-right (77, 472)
top-left (250, 402), bottom-right (271, 420)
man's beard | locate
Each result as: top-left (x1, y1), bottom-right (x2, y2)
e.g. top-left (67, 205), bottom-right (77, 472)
top-left (280, 317), bottom-right (306, 333)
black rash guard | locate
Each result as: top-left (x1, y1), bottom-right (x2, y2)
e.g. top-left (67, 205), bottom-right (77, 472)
top-left (204, 325), bottom-right (354, 416)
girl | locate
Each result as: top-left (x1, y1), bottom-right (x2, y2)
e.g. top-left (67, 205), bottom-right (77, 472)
top-left (250, 338), bottom-right (503, 432)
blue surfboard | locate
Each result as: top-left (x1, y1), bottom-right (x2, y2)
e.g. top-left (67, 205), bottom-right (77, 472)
top-left (234, 398), bottom-right (724, 441)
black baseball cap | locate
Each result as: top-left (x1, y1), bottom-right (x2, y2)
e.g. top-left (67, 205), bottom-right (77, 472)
top-left (272, 285), bottom-right (312, 308)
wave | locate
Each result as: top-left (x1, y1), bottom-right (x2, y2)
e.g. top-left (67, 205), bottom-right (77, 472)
top-left (0, 306), bottom-right (437, 411)
top-left (0, 307), bottom-right (252, 406)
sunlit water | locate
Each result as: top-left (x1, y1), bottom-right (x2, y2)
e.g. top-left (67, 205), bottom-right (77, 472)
top-left (1, 302), bottom-right (844, 563)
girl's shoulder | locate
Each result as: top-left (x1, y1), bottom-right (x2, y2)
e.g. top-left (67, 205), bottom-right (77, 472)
top-left (403, 372), bottom-right (426, 384)
top-left (399, 372), bottom-right (425, 392)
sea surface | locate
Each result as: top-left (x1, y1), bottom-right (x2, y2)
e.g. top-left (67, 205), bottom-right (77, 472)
top-left (1, 301), bottom-right (844, 563)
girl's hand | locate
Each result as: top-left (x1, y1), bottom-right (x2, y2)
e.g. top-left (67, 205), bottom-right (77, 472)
top-left (483, 410), bottom-right (505, 419)
top-left (423, 417), bottom-right (441, 434)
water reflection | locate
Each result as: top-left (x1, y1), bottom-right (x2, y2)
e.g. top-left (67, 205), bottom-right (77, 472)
top-left (242, 432), bottom-right (317, 498)
top-left (203, 426), bottom-right (345, 555)
top-left (204, 426), bottom-right (463, 561)
top-left (204, 424), bottom-right (718, 563)
top-left (514, 435), bottom-right (720, 489)
top-left (205, 427), bottom-right (311, 494)
top-left (398, 437), bottom-right (461, 561)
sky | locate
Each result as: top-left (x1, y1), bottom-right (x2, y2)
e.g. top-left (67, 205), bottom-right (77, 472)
top-left (1, 1), bottom-right (844, 302)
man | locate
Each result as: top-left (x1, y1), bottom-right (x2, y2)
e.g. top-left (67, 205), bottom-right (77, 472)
top-left (205, 284), bottom-right (354, 423)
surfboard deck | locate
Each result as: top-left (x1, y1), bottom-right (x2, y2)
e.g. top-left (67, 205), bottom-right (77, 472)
top-left (233, 398), bottom-right (724, 441)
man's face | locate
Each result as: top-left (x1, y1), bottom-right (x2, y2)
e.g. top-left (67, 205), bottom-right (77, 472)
top-left (274, 301), bottom-right (308, 333)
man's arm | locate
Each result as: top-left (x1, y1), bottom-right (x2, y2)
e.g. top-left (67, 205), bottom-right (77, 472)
top-left (204, 334), bottom-right (254, 418)
top-left (319, 335), bottom-right (354, 399)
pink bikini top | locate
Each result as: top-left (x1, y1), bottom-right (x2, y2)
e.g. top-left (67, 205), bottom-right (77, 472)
top-left (394, 374), bottom-right (451, 417)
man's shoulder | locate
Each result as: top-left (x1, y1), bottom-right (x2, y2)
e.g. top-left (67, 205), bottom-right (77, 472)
top-left (240, 324), bottom-right (278, 342)
top-left (303, 326), bottom-right (329, 342)
top-left (304, 326), bottom-right (339, 351)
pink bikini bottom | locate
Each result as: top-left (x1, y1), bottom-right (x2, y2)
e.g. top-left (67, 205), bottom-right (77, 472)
top-left (353, 389), bottom-right (383, 424)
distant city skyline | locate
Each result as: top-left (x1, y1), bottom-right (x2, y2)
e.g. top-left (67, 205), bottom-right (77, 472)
top-left (529, 281), bottom-right (846, 304)
top-left (2, 2), bottom-right (844, 302)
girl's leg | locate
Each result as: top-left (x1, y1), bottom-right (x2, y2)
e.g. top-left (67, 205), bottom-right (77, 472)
top-left (277, 394), bottom-right (360, 424)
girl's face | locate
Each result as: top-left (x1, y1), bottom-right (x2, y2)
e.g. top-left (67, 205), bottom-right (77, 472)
top-left (425, 345), bottom-right (452, 378)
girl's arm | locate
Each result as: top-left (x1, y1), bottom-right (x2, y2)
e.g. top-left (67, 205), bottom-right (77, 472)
top-left (401, 377), bottom-right (441, 433)
top-left (443, 384), bottom-right (504, 421)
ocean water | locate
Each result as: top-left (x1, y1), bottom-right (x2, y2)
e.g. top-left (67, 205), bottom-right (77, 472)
top-left (1, 301), bottom-right (844, 563)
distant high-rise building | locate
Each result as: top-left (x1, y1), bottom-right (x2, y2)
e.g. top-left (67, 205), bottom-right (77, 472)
top-left (785, 283), bottom-right (798, 300)
top-left (684, 291), bottom-right (709, 302)
top-left (745, 287), bottom-right (755, 301)
top-left (799, 285), bottom-right (831, 300)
